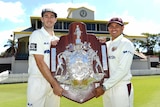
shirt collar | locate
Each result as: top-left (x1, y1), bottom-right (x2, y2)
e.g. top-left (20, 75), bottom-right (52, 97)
top-left (41, 27), bottom-right (51, 37)
top-left (111, 34), bottom-right (123, 43)
top-left (41, 27), bottom-right (58, 41)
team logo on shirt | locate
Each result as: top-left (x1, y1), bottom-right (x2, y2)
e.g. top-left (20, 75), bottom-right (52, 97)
top-left (44, 50), bottom-right (50, 53)
top-left (123, 50), bottom-right (133, 55)
top-left (27, 103), bottom-right (33, 107)
top-left (108, 55), bottom-right (116, 59)
top-left (30, 43), bottom-right (37, 51)
top-left (112, 47), bottom-right (117, 51)
top-left (44, 42), bottom-right (49, 45)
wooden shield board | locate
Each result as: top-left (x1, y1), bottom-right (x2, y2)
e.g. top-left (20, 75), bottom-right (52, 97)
top-left (50, 22), bottom-right (109, 103)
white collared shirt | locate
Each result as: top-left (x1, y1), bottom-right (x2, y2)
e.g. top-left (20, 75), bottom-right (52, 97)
top-left (28, 27), bottom-right (59, 75)
top-left (103, 34), bottom-right (135, 90)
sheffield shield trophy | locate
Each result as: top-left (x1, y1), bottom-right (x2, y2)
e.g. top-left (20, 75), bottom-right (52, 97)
top-left (50, 22), bottom-right (109, 103)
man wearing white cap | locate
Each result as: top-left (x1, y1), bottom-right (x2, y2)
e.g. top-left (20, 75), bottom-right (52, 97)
top-left (95, 17), bottom-right (135, 107)
top-left (27, 8), bottom-right (63, 107)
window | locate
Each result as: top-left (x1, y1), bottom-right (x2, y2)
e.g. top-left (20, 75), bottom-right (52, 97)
top-left (98, 24), bottom-right (107, 31)
top-left (37, 20), bottom-right (42, 29)
top-left (86, 23), bottom-right (95, 31)
top-left (64, 22), bottom-right (71, 29)
top-left (54, 22), bottom-right (62, 29)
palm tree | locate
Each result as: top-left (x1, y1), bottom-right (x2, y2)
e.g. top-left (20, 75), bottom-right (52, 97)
top-left (3, 35), bottom-right (17, 57)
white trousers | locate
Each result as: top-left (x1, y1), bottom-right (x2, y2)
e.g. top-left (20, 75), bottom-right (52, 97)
top-left (27, 76), bottom-right (60, 107)
top-left (103, 82), bottom-right (134, 107)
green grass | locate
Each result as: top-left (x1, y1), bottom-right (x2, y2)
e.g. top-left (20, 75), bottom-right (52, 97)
top-left (0, 83), bottom-right (27, 107)
top-left (0, 75), bottom-right (160, 107)
top-left (132, 76), bottom-right (160, 107)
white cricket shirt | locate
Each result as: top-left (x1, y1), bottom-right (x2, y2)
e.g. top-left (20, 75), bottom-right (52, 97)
top-left (103, 34), bottom-right (135, 90)
top-left (28, 27), bottom-right (59, 76)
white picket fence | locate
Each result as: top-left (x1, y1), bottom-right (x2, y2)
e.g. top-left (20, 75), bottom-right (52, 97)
top-left (0, 68), bottom-right (160, 84)
top-left (0, 71), bottom-right (28, 84)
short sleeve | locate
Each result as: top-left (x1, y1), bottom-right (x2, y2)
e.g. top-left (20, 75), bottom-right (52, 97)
top-left (29, 30), bottom-right (44, 55)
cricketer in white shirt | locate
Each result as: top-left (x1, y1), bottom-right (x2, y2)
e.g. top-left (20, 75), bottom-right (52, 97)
top-left (27, 27), bottom-right (60, 107)
top-left (103, 34), bottom-right (135, 107)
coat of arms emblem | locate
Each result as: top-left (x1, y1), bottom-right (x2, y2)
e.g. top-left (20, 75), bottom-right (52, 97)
top-left (50, 22), bottom-right (109, 103)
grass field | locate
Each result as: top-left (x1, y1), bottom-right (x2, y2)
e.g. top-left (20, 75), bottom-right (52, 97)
top-left (0, 75), bottom-right (160, 107)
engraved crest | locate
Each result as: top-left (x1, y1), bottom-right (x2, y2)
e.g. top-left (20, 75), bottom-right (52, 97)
top-left (112, 47), bottom-right (117, 51)
top-left (50, 22), bottom-right (109, 103)
top-left (55, 25), bottom-right (104, 90)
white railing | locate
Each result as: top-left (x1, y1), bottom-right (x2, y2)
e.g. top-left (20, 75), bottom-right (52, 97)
top-left (0, 71), bottom-right (28, 84)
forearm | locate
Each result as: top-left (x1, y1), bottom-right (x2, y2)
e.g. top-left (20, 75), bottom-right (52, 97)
top-left (103, 48), bottom-right (134, 90)
top-left (103, 67), bottom-right (128, 90)
top-left (33, 54), bottom-right (58, 88)
top-left (37, 61), bottom-right (58, 87)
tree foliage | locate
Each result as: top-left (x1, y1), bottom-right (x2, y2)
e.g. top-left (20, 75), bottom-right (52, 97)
top-left (3, 36), bottom-right (17, 57)
top-left (132, 33), bottom-right (160, 55)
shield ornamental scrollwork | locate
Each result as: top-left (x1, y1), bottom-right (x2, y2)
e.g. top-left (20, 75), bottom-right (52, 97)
top-left (50, 22), bottom-right (109, 103)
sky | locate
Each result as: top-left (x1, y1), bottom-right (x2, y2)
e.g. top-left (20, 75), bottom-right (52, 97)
top-left (0, 0), bottom-right (160, 53)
